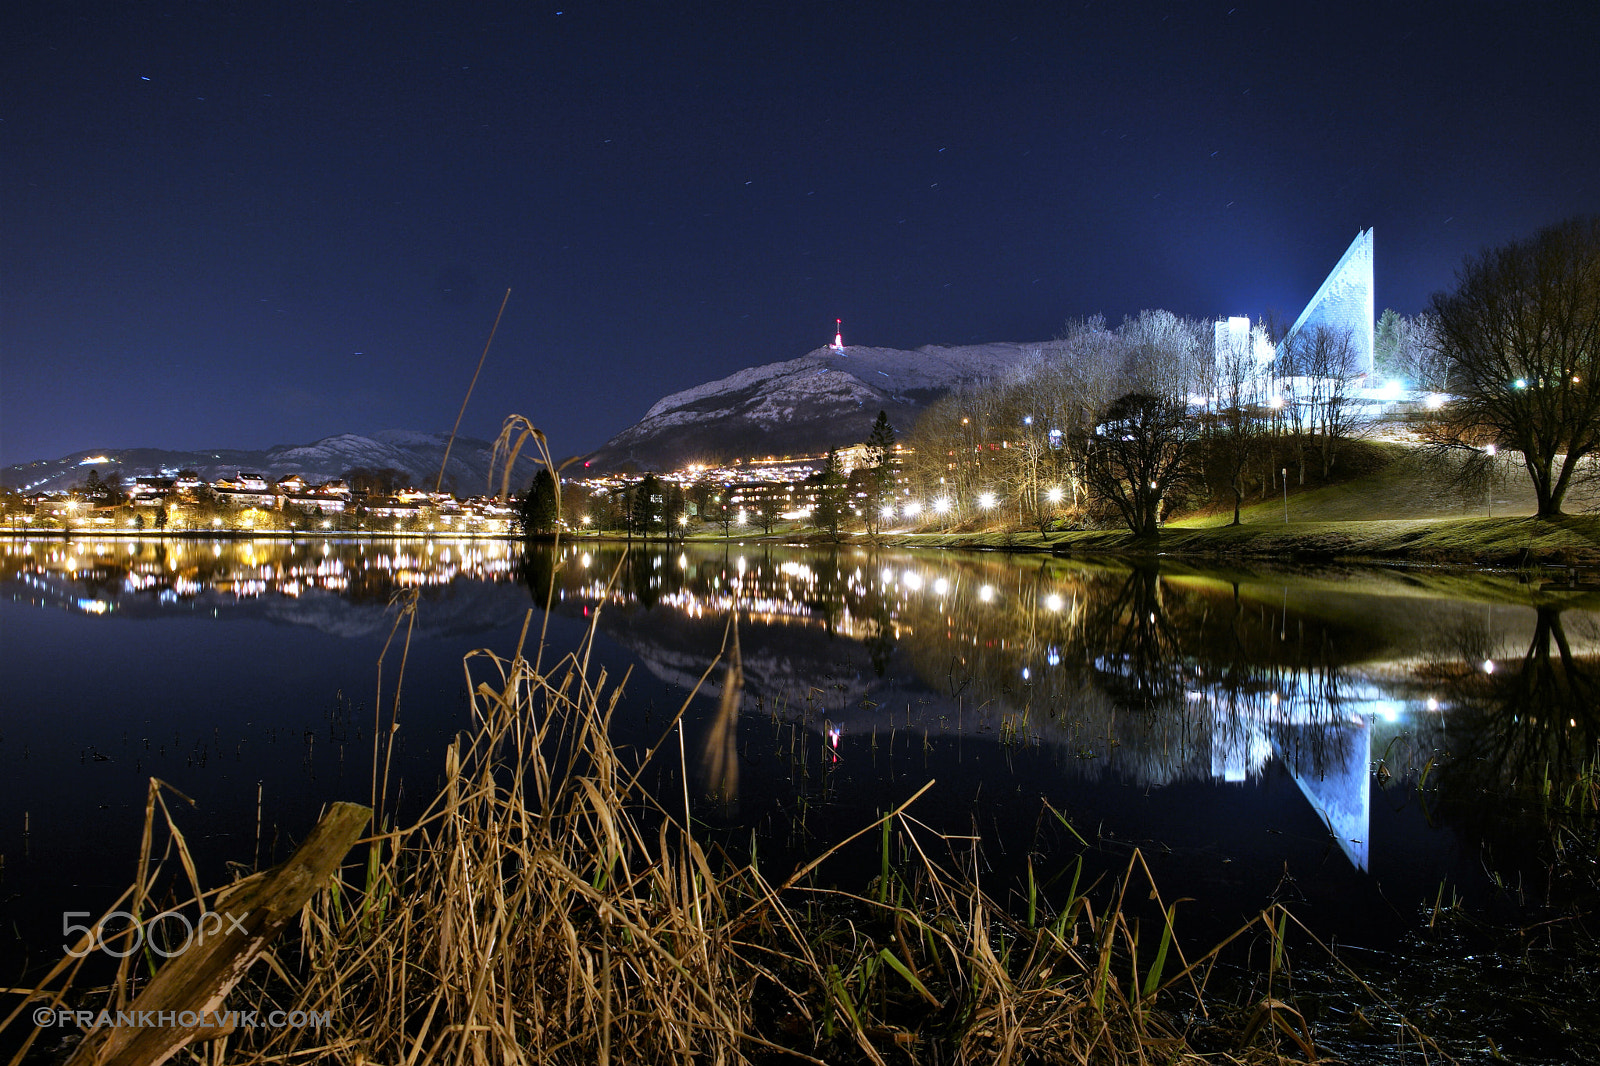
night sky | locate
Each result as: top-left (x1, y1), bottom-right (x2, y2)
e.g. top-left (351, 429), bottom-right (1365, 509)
top-left (4, 1), bottom-right (1597, 467)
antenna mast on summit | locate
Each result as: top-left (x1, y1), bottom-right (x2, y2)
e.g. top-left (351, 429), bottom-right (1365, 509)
top-left (831, 318), bottom-right (844, 350)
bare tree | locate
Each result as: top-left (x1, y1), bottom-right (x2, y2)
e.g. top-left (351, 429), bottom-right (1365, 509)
top-left (1080, 392), bottom-right (1200, 537)
top-left (1393, 311), bottom-right (1448, 393)
top-left (1208, 323), bottom-right (1270, 524)
top-left (1424, 216), bottom-right (1600, 517)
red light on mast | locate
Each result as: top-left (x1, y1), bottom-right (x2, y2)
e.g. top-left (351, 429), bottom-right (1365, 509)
top-left (832, 318), bottom-right (844, 349)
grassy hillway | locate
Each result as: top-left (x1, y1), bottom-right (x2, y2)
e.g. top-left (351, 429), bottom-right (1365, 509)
top-left (898, 514), bottom-right (1600, 568)
top-left (890, 444), bottom-right (1600, 567)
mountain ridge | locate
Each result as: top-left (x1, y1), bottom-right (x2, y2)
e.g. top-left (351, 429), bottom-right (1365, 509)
top-left (6, 339), bottom-right (1054, 488)
top-left (587, 340), bottom-right (1050, 471)
top-left (2, 430), bottom-right (539, 496)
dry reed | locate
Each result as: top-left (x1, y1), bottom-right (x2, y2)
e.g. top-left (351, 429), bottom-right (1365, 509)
top-left (199, 597), bottom-right (1364, 1064)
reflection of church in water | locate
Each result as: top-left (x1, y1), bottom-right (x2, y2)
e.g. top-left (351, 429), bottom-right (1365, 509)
top-left (1182, 670), bottom-right (1393, 872)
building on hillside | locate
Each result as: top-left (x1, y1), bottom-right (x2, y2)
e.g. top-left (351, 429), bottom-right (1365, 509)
top-left (130, 476), bottom-right (177, 502)
top-left (1214, 228), bottom-right (1375, 382)
top-left (1288, 228), bottom-right (1375, 376)
top-left (1212, 316), bottom-right (1276, 375)
top-left (213, 472), bottom-right (277, 509)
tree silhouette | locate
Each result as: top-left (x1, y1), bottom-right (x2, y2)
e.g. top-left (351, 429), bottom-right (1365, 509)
top-left (1423, 215), bottom-right (1600, 517)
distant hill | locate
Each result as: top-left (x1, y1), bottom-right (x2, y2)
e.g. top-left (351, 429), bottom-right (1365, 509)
top-left (1, 430), bottom-right (541, 496)
top-left (584, 342), bottom-right (1049, 472)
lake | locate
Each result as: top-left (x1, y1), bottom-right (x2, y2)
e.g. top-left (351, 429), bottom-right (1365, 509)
top-left (3, 535), bottom-right (1597, 1054)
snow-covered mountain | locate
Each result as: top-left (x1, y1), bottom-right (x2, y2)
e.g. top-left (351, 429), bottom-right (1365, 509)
top-left (585, 341), bottom-right (1049, 471)
top-left (2, 430), bottom-right (540, 495)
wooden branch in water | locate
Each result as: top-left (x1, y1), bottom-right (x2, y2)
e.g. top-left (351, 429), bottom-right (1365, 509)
top-left (64, 801), bottom-right (371, 1066)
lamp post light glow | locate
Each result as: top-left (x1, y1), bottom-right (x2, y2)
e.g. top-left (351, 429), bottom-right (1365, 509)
top-left (903, 500), bottom-right (922, 516)
top-left (1485, 444), bottom-right (1497, 518)
top-left (932, 497), bottom-right (951, 515)
top-left (1046, 486), bottom-right (1063, 504)
top-left (977, 492), bottom-right (996, 510)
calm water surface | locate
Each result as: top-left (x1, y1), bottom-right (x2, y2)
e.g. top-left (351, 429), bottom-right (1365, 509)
top-left (3, 535), bottom-right (1597, 983)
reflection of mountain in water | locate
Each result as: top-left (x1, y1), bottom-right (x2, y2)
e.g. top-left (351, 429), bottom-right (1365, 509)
top-left (555, 546), bottom-right (1600, 874)
top-left (12, 535), bottom-right (1600, 876)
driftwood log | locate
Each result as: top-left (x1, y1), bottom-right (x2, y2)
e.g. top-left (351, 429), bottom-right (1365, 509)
top-left (63, 800), bottom-right (371, 1066)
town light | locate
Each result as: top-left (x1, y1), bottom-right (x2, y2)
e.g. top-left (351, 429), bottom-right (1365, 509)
top-left (933, 497), bottom-right (951, 514)
top-left (1046, 486), bottom-right (1063, 504)
top-left (977, 492), bottom-right (996, 509)
top-left (678, 514), bottom-right (688, 526)
top-left (880, 505), bottom-right (895, 519)
top-left (903, 500), bottom-right (922, 516)
top-left (1514, 378), bottom-right (1528, 389)
top-left (1045, 593), bottom-right (1064, 612)
top-left (1424, 392), bottom-right (1446, 410)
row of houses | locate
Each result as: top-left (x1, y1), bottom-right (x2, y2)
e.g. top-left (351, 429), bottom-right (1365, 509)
top-left (129, 471), bottom-right (362, 513)
top-left (37, 471), bottom-right (514, 525)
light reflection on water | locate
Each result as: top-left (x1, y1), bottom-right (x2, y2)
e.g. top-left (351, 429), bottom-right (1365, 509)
top-left (3, 536), bottom-right (1599, 950)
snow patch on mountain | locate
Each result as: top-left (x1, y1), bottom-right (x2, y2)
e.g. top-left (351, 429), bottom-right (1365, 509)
top-left (590, 341), bottom-right (1047, 471)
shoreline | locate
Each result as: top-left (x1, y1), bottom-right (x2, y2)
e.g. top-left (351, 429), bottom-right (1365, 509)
top-left (562, 514), bottom-right (1600, 569)
top-left (9, 513), bottom-right (1600, 569)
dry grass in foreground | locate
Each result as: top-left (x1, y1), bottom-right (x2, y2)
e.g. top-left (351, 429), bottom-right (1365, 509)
top-left (5, 593), bottom-right (1448, 1065)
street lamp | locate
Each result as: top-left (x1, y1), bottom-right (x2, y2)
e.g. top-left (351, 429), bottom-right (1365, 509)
top-left (1485, 444), bottom-right (1497, 518)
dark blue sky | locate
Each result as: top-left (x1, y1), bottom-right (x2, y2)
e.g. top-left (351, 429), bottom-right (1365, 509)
top-left (4, 1), bottom-right (1597, 467)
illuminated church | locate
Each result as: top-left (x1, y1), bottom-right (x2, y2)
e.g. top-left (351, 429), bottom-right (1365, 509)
top-left (1215, 228), bottom-right (1375, 378)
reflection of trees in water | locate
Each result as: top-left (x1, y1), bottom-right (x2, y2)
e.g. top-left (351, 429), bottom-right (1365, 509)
top-left (1078, 565), bottom-right (1185, 709)
top-left (881, 561), bottom-right (1369, 789)
top-left (1430, 606), bottom-right (1600, 794)
top-left (1413, 606), bottom-right (1600, 913)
